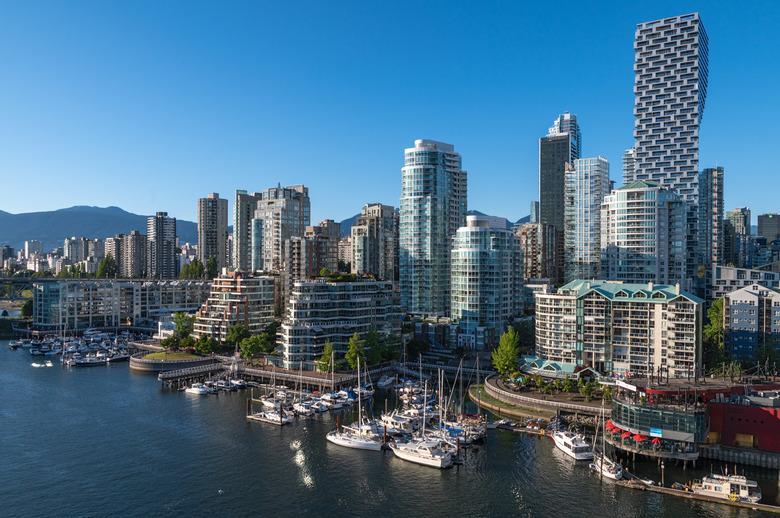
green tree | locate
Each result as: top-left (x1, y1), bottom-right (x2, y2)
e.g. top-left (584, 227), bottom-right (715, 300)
top-left (562, 378), bottom-right (574, 393)
top-left (492, 327), bottom-right (520, 376)
top-left (21, 299), bottom-right (33, 318)
top-left (95, 254), bottom-right (118, 279)
top-left (239, 336), bottom-right (261, 359)
top-left (601, 384), bottom-right (613, 402)
top-left (172, 313), bottom-right (194, 341)
top-left (180, 258), bottom-right (205, 279)
top-left (345, 333), bottom-right (365, 370)
top-left (318, 341), bottom-right (335, 372)
top-left (195, 335), bottom-right (217, 355)
top-left (578, 380), bottom-right (594, 401)
top-left (206, 256), bottom-right (219, 279)
top-left (364, 328), bottom-right (382, 365)
top-left (704, 298), bottom-right (725, 367)
top-left (226, 324), bottom-right (250, 346)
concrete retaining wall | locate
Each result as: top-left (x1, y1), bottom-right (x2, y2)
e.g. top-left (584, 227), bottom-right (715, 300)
top-left (129, 353), bottom-right (215, 373)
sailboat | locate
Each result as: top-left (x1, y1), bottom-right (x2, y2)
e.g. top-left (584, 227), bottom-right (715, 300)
top-left (589, 397), bottom-right (622, 479)
top-left (389, 380), bottom-right (454, 469)
top-left (293, 362), bottom-right (314, 417)
top-left (326, 357), bottom-right (383, 451)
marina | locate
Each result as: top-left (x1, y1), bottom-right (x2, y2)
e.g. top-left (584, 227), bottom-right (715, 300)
top-left (3, 339), bottom-right (780, 516)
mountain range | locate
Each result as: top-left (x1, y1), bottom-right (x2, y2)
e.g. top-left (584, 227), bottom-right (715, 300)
top-left (0, 206), bottom-right (197, 251)
top-left (0, 206), bottom-right (529, 251)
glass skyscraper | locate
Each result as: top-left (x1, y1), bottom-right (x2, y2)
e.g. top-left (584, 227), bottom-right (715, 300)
top-left (399, 139), bottom-right (467, 315)
top-left (450, 215), bottom-right (520, 349)
top-left (564, 156), bottom-right (610, 282)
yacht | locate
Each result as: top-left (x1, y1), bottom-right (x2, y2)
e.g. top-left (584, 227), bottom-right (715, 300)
top-left (692, 474), bottom-right (762, 503)
top-left (230, 379), bottom-right (247, 389)
top-left (185, 383), bottom-right (210, 395)
top-left (309, 399), bottom-right (329, 413)
top-left (246, 410), bottom-right (293, 426)
top-left (589, 454), bottom-right (623, 480)
top-left (552, 431), bottom-right (593, 460)
top-left (31, 362), bottom-right (45, 368)
top-left (389, 438), bottom-right (453, 468)
top-left (293, 401), bottom-right (315, 417)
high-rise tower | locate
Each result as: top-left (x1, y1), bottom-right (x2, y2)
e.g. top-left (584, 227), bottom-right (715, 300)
top-left (399, 139), bottom-right (467, 315)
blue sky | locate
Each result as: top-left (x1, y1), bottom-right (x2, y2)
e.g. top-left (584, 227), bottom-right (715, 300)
top-left (1, 1), bottom-right (778, 224)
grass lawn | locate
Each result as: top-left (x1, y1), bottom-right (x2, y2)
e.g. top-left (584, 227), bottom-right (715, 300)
top-left (144, 351), bottom-right (200, 361)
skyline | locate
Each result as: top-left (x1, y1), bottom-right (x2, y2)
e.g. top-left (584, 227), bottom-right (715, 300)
top-left (2, 1), bottom-right (779, 224)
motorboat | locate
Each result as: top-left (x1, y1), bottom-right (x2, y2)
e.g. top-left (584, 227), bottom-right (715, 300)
top-left (44, 360), bottom-right (53, 368)
top-left (376, 375), bottom-right (394, 389)
top-left (31, 362), bottom-right (45, 368)
top-left (589, 454), bottom-right (623, 480)
top-left (552, 431), bottom-right (593, 460)
top-left (293, 401), bottom-right (315, 417)
top-left (246, 410), bottom-right (293, 426)
top-left (230, 379), bottom-right (247, 389)
top-left (692, 473), bottom-right (762, 503)
top-left (389, 437), bottom-right (453, 469)
top-left (310, 399), bottom-right (329, 413)
top-left (185, 383), bottom-right (210, 395)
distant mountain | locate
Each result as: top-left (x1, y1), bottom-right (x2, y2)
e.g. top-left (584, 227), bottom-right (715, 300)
top-left (515, 215), bottom-right (530, 225)
top-left (0, 206), bottom-right (197, 251)
top-left (338, 213), bottom-right (361, 237)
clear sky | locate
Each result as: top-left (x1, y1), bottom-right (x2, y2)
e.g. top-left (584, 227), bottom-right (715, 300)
top-left (2, 0), bottom-right (778, 224)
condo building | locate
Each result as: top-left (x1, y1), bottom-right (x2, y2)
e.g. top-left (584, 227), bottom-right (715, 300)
top-left (399, 139), bottom-right (467, 315)
top-left (723, 284), bottom-right (780, 363)
top-left (250, 185), bottom-right (310, 272)
top-left (450, 215), bottom-right (521, 349)
top-left (351, 203), bottom-right (398, 282)
top-left (758, 214), bottom-right (780, 242)
top-left (515, 222), bottom-right (558, 283)
top-left (197, 192), bottom-right (228, 270)
top-left (535, 280), bottom-right (702, 378)
top-left (600, 181), bottom-right (687, 285)
top-left (147, 212), bottom-right (177, 279)
top-left (563, 156), bottom-right (610, 283)
top-left (192, 271), bottom-right (275, 343)
top-left (280, 279), bottom-right (402, 369)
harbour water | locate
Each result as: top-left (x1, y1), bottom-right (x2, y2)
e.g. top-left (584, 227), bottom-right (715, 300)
top-left (1, 340), bottom-right (777, 517)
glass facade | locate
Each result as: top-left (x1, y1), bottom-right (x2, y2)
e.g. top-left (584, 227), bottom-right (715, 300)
top-left (612, 398), bottom-right (707, 443)
top-left (399, 140), bottom-right (466, 315)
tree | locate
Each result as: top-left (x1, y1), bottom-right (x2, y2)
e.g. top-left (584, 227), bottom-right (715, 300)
top-left (206, 257), bottom-right (219, 279)
top-left (492, 327), bottom-right (520, 376)
top-left (345, 333), bottom-right (365, 370)
top-left (601, 384), bottom-right (613, 402)
top-left (406, 336), bottom-right (430, 358)
top-left (239, 336), bottom-right (262, 359)
top-left (364, 328), bottom-right (382, 365)
top-left (318, 341), bottom-right (335, 372)
top-left (195, 336), bottom-right (217, 355)
top-left (180, 258), bottom-right (205, 279)
top-left (1, 309), bottom-right (8, 317)
top-left (227, 324), bottom-right (250, 346)
top-left (562, 378), bottom-right (574, 393)
top-left (95, 254), bottom-right (118, 279)
top-left (578, 380), bottom-right (594, 401)
top-left (172, 313), bottom-right (194, 341)
top-left (21, 299), bottom-right (33, 318)
top-left (240, 334), bottom-right (274, 357)
top-left (704, 298), bottom-right (726, 367)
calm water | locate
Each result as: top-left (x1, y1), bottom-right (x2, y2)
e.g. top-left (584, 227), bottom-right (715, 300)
top-left (1, 340), bottom-right (777, 518)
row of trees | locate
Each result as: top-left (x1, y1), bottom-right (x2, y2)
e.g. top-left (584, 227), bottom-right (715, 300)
top-left (179, 257), bottom-right (220, 280)
top-left (316, 330), bottom-right (398, 372)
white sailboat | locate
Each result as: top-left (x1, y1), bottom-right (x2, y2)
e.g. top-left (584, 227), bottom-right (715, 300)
top-left (326, 357), bottom-right (383, 451)
top-left (389, 380), bottom-right (454, 469)
top-left (589, 399), bottom-right (622, 480)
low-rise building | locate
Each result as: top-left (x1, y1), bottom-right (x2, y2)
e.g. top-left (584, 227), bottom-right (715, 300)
top-left (723, 284), bottom-right (780, 363)
top-left (535, 280), bottom-right (702, 378)
top-left (280, 279), bottom-right (402, 369)
top-left (193, 271), bottom-right (276, 343)
top-left (709, 265), bottom-right (780, 301)
top-left (33, 279), bottom-right (210, 332)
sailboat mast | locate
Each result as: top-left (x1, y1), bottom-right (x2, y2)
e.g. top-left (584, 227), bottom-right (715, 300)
top-left (358, 357), bottom-right (362, 434)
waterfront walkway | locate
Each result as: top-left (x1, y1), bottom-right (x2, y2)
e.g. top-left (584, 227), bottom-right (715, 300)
top-left (484, 375), bottom-right (609, 417)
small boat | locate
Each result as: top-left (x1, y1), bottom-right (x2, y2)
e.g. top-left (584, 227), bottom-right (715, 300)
top-left (215, 380), bottom-right (235, 391)
top-left (8, 340), bottom-right (20, 350)
top-left (691, 473), bottom-right (762, 503)
top-left (589, 454), bottom-right (623, 480)
top-left (185, 383), bottom-right (210, 395)
top-left (552, 431), bottom-right (593, 460)
top-left (107, 353), bottom-right (130, 363)
top-left (230, 379), bottom-right (247, 389)
top-left (31, 362), bottom-right (45, 368)
top-left (293, 401), bottom-right (315, 417)
top-left (246, 410), bottom-right (293, 426)
top-left (389, 438), bottom-right (453, 468)
top-left (44, 360), bottom-right (54, 368)
top-left (376, 375), bottom-right (394, 389)
top-left (310, 399), bottom-right (329, 413)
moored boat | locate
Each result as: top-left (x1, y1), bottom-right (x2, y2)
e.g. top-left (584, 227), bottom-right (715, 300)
top-left (552, 431), bottom-right (593, 460)
top-left (691, 473), bottom-right (762, 503)
top-left (185, 383), bottom-right (210, 395)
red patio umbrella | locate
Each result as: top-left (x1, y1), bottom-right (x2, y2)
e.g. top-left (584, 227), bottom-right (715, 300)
top-left (605, 420), bottom-right (614, 430)
top-left (621, 431), bottom-right (631, 439)
top-left (651, 437), bottom-right (661, 445)
top-left (633, 434), bottom-right (647, 442)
